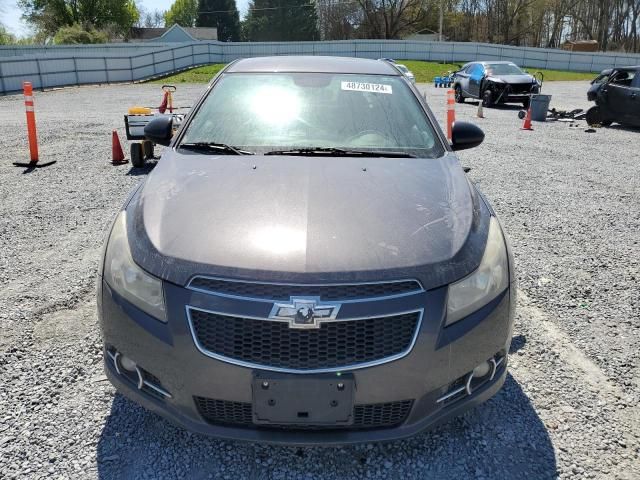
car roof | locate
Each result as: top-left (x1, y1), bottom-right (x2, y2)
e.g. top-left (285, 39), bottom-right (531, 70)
top-left (462, 60), bottom-right (519, 68)
top-left (479, 61), bottom-right (517, 65)
top-left (226, 56), bottom-right (401, 75)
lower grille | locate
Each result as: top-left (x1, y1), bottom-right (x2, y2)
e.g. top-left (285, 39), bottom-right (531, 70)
top-left (194, 397), bottom-right (413, 430)
top-left (188, 309), bottom-right (421, 372)
top-left (508, 83), bottom-right (534, 94)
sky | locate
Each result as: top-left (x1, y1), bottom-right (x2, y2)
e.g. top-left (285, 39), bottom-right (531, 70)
top-left (1, 0), bottom-right (251, 37)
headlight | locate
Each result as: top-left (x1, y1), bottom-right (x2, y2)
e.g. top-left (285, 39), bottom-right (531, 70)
top-left (446, 217), bottom-right (508, 326)
top-left (103, 211), bottom-right (167, 322)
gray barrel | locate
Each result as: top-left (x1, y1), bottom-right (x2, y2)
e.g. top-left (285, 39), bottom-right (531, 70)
top-left (530, 94), bottom-right (552, 121)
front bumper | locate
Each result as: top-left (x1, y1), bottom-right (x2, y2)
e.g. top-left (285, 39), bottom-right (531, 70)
top-left (99, 279), bottom-right (514, 445)
top-left (491, 85), bottom-right (538, 103)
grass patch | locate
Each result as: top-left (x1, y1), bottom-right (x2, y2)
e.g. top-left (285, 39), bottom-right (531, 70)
top-left (148, 64), bottom-right (226, 83)
top-left (396, 61), bottom-right (462, 83)
top-left (150, 60), bottom-right (596, 84)
top-left (518, 68), bottom-right (595, 82)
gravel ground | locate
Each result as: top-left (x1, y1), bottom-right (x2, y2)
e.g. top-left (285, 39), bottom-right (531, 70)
top-left (0, 80), bottom-right (638, 479)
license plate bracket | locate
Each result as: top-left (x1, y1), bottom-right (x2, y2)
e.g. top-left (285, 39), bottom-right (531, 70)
top-left (252, 372), bottom-right (354, 426)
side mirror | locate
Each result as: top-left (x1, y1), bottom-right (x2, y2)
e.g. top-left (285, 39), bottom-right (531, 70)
top-left (144, 115), bottom-right (173, 146)
top-left (451, 121), bottom-right (484, 151)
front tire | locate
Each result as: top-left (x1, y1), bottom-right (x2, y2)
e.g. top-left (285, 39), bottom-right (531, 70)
top-left (586, 106), bottom-right (611, 126)
top-left (454, 85), bottom-right (465, 103)
top-left (482, 90), bottom-right (493, 107)
top-left (131, 143), bottom-right (145, 168)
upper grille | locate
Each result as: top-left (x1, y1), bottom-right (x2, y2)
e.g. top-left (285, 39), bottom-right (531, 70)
top-left (189, 309), bottom-right (421, 372)
top-left (194, 397), bottom-right (413, 430)
top-left (187, 277), bottom-right (423, 301)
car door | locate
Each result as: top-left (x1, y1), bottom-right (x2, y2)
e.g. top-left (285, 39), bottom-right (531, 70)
top-left (467, 64), bottom-right (485, 98)
top-left (455, 65), bottom-right (471, 93)
top-left (602, 69), bottom-right (637, 124)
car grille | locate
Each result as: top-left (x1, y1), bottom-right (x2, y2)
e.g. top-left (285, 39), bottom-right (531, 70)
top-left (187, 277), bottom-right (423, 301)
top-left (508, 83), bottom-right (534, 94)
top-left (194, 397), bottom-right (413, 430)
top-left (188, 309), bottom-right (421, 372)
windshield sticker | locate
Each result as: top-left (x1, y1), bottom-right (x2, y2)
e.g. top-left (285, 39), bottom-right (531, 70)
top-left (341, 81), bottom-right (392, 94)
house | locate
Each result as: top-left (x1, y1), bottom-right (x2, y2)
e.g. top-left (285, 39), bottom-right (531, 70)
top-left (405, 33), bottom-right (448, 42)
top-left (562, 40), bottom-right (599, 52)
top-left (129, 24), bottom-right (217, 43)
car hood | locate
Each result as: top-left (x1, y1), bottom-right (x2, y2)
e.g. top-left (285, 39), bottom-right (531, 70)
top-left (487, 74), bottom-right (535, 84)
top-left (126, 151), bottom-right (490, 288)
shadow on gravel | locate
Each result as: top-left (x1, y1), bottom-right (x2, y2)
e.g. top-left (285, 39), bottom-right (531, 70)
top-left (126, 161), bottom-right (157, 176)
top-left (510, 334), bottom-right (527, 354)
top-left (467, 101), bottom-right (525, 111)
top-left (96, 374), bottom-right (556, 479)
top-left (603, 124), bottom-right (640, 133)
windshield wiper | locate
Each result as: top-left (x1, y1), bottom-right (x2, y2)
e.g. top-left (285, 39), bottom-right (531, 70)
top-left (179, 142), bottom-right (253, 155)
top-left (264, 147), bottom-right (416, 158)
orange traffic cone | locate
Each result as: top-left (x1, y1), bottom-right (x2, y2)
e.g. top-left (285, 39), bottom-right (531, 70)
top-left (521, 107), bottom-right (533, 131)
top-left (111, 130), bottom-right (128, 165)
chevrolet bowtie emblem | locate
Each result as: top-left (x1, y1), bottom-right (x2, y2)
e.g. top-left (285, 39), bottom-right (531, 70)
top-left (269, 297), bottom-right (341, 329)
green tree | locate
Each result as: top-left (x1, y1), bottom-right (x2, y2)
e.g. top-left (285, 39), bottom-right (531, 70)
top-left (19, 0), bottom-right (139, 38)
top-left (197, 0), bottom-right (240, 41)
top-left (164, 0), bottom-right (198, 27)
top-left (0, 24), bottom-right (17, 45)
top-left (53, 23), bottom-right (108, 43)
top-left (244, 0), bottom-right (319, 41)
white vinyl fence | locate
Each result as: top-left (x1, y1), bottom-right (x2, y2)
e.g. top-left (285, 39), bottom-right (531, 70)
top-left (2, 40), bottom-right (640, 95)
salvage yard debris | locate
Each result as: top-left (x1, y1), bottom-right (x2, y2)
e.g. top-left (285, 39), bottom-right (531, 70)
top-left (546, 108), bottom-right (587, 121)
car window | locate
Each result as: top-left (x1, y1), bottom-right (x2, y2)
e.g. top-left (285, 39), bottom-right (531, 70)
top-left (181, 73), bottom-right (444, 158)
top-left (592, 73), bottom-right (611, 85)
top-left (485, 63), bottom-right (524, 75)
top-left (610, 70), bottom-right (636, 87)
top-left (469, 64), bottom-right (484, 76)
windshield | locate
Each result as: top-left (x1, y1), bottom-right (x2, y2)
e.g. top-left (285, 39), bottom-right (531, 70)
top-left (486, 63), bottom-right (524, 76)
top-left (181, 73), bottom-right (443, 158)
top-left (592, 73), bottom-right (610, 84)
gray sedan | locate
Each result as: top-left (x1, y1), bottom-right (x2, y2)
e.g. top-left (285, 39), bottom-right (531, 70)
top-left (98, 56), bottom-right (515, 444)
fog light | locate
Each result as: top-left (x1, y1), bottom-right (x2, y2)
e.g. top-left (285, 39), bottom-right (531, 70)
top-left (472, 361), bottom-right (492, 378)
top-left (119, 355), bottom-right (137, 372)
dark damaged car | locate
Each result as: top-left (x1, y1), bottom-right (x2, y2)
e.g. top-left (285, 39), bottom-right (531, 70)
top-left (97, 56), bottom-right (516, 445)
top-left (586, 66), bottom-right (640, 127)
top-left (454, 61), bottom-right (540, 108)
